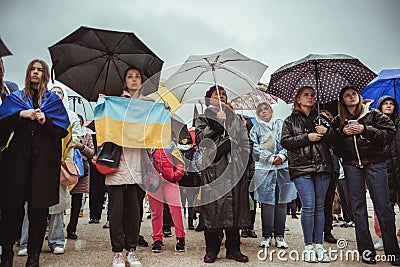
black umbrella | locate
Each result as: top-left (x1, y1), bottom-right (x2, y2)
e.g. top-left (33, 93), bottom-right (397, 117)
top-left (267, 54), bottom-right (376, 108)
top-left (0, 36), bottom-right (12, 57)
top-left (48, 26), bottom-right (164, 101)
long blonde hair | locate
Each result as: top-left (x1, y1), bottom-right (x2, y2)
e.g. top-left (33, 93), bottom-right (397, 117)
top-left (23, 59), bottom-right (50, 106)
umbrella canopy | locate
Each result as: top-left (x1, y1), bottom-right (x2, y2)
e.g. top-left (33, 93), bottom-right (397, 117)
top-left (361, 69), bottom-right (400, 109)
top-left (267, 54), bottom-right (376, 105)
top-left (49, 26), bottom-right (163, 101)
top-left (0, 36), bottom-right (12, 57)
top-left (164, 48), bottom-right (268, 105)
top-left (230, 89), bottom-right (278, 110)
top-left (147, 81), bottom-right (182, 114)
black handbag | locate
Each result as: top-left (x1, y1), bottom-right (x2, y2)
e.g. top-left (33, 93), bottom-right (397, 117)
top-left (96, 142), bottom-right (122, 174)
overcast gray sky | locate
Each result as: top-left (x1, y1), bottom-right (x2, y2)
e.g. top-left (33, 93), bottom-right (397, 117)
top-left (1, 0), bottom-right (399, 89)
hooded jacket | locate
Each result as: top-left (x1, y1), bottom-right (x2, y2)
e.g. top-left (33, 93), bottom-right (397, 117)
top-left (328, 103), bottom-right (396, 166)
top-left (377, 95), bottom-right (400, 203)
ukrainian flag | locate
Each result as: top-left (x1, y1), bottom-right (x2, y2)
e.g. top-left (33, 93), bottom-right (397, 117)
top-left (94, 97), bottom-right (171, 148)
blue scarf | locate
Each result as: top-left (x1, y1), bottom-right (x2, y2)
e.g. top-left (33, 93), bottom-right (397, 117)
top-left (0, 89), bottom-right (70, 131)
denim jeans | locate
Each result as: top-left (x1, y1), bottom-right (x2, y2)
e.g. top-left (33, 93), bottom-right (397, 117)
top-left (19, 203), bottom-right (29, 249)
top-left (261, 203), bottom-right (287, 238)
top-left (48, 212), bottom-right (65, 249)
top-left (344, 162), bottom-right (400, 257)
top-left (293, 173), bottom-right (330, 244)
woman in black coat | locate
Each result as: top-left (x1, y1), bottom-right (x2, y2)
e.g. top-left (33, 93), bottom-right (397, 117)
top-left (195, 85), bottom-right (250, 264)
top-left (0, 59), bottom-right (69, 267)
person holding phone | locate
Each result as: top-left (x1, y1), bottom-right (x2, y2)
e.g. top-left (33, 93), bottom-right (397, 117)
top-left (328, 86), bottom-right (400, 265)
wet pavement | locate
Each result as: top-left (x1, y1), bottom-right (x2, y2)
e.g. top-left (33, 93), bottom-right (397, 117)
top-left (10, 193), bottom-right (399, 266)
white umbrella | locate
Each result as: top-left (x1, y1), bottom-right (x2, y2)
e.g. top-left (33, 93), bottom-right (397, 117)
top-left (164, 48), bottom-right (268, 111)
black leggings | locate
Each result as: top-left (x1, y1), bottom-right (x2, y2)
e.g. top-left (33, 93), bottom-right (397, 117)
top-left (67, 193), bottom-right (83, 233)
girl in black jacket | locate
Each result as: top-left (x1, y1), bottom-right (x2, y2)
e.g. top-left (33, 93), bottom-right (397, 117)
top-left (281, 86), bottom-right (333, 263)
top-left (328, 87), bottom-right (400, 265)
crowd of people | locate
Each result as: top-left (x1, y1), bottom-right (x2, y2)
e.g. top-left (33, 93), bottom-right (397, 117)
top-left (1, 57), bottom-right (400, 267)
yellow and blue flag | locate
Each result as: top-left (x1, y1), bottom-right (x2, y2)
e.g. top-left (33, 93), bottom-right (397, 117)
top-left (94, 96), bottom-right (171, 148)
top-left (0, 90), bottom-right (70, 130)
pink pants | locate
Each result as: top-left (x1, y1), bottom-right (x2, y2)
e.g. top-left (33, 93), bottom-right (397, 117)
top-left (148, 181), bottom-right (185, 242)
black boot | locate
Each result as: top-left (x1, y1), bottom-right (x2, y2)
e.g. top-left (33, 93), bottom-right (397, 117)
top-left (195, 215), bottom-right (205, 232)
top-left (188, 218), bottom-right (194, 230)
top-left (26, 252), bottom-right (40, 267)
top-left (0, 245), bottom-right (14, 267)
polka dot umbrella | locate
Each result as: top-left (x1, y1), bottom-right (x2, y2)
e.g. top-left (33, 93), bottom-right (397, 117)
top-left (267, 54), bottom-right (377, 111)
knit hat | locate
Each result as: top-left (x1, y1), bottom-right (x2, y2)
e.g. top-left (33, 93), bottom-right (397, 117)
top-left (204, 85), bottom-right (225, 106)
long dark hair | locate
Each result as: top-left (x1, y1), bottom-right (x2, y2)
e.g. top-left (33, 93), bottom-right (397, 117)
top-left (23, 59), bottom-right (50, 105)
top-left (337, 86), bottom-right (364, 125)
top-left (122, 66), bottom-right (145, 92)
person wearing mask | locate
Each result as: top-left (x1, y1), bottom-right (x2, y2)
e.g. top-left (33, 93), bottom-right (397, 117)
top-left (0, 59), bottom-right (69, 266)
top-left (281, 86), bottom-right (333, 263)
top-left (178, 138), bottom-right (201, 230)
top-left (328, 87), bottom-right (400, 265)
top-left (250, 102), bottom-right (297, 249)
top-left (195, 85), bottom-right (251, 263)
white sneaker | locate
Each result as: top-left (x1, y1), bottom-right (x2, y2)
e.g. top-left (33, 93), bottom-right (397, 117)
top-left (275, 236), bottom-right (288, 249)
top-left (17, 248), bottom-right (28, 256)
top-left (112, 252), bottom-right (125, 267)
top-left (259, 236), bottom-right (271, 248)
top-left (303, 245), bottom-right (317, 262)
top-left (374, 238), bottom-right (384, 250)
top-left (315, 244), bottom-right (331, 263)
top-left (53, 247), bottom-right (65, 254)
top-left (126, 250), bottom-right (142, 267)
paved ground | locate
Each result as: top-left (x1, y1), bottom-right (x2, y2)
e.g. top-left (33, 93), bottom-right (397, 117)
top-left (10, 192), bottom-right (399, 266)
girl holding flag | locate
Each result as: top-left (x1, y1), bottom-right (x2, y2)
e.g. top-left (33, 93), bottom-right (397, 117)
top-left (0, 59), bottom-right (69, 267)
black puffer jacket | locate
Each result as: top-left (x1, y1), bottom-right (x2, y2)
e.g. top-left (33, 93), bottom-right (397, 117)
top-left (377, 96), bottom-right (400, 203)
top-left (328, 104), bottom-right (396, 166)
top-left (281, 109), bottom-right (333, 180)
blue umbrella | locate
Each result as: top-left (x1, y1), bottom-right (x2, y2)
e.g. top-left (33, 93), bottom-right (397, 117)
top-left (361, 69), bottom-right (400, 109)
